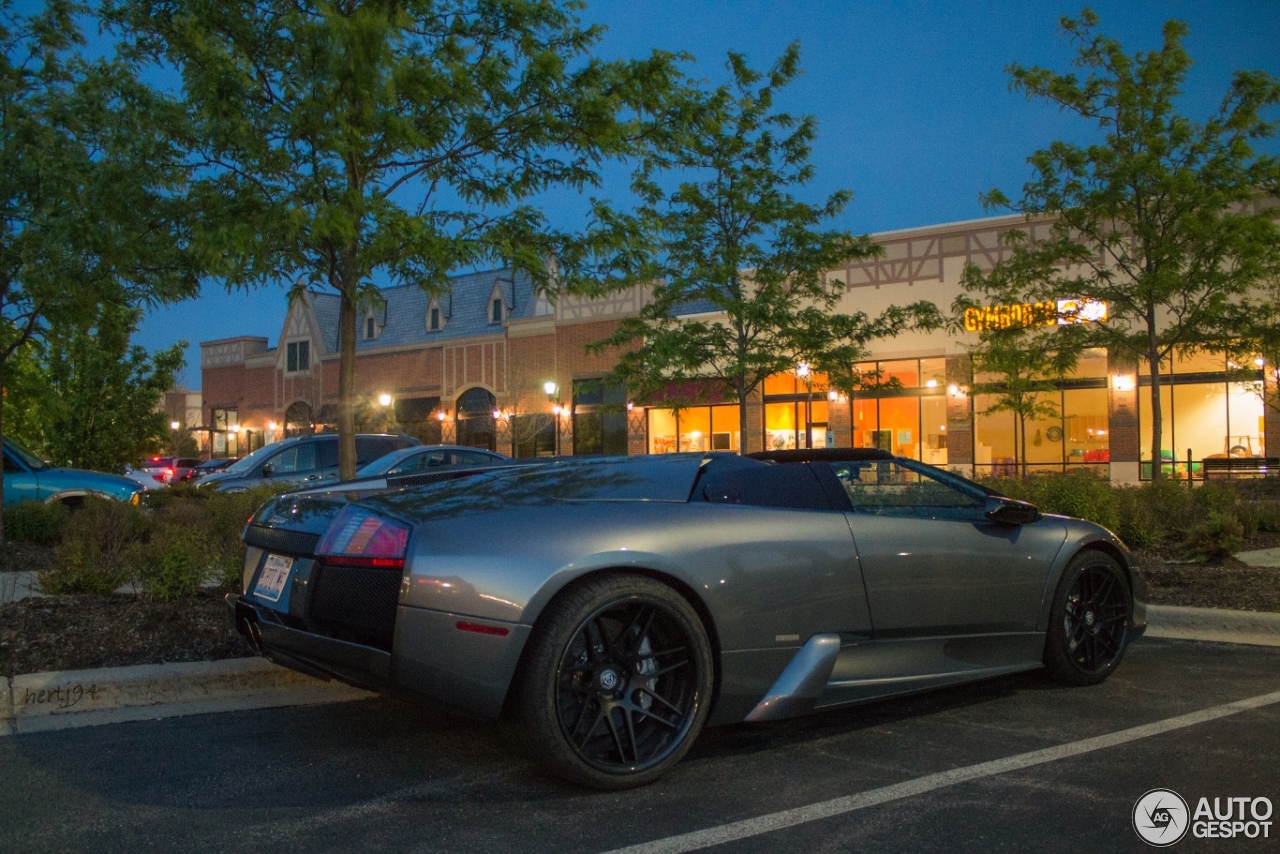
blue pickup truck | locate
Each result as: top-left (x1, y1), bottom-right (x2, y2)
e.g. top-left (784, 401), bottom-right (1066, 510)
top-left (2, 438), bottom-right (143, 508)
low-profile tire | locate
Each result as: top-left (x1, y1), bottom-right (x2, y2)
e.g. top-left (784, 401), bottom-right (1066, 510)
top-left (1043, 550), bottom-right (1132, 686)
top-left (506, 573), bottom-right (715, 790)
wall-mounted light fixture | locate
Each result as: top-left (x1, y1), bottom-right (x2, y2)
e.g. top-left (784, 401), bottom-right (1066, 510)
top-left (948, 383), bottom-right (969, 399)
top-left (1111, 374), bottom-right (1136, 392)
top-left (170, 420), bottom-right (180, 431)
top-left (378, 393), bottom-right (392, 407)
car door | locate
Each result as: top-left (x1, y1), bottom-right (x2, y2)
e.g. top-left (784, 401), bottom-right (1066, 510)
top-left (830, 459), bottom-right (1067, 637)
top-left (3, 447), bottom-right (39, 505)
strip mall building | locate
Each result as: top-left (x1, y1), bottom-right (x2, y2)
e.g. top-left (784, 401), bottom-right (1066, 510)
top-left (200, 211), bottom-right (1279, 484)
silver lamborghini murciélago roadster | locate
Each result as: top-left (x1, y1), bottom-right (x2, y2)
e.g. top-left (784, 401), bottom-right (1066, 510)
top-left (229, 448), bottom-right (1145, 789)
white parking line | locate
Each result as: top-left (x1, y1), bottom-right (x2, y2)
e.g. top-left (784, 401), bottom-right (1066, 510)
top-left (602, 689), bottom-right (1280, 854)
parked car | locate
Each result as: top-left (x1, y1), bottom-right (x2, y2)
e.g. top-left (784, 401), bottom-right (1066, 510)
top-left (198, 433), bottom-right (419, 492)
top-left (356, 445), bottom-right (510, 478)
top-left (3, 438), bottom-right (143, 507)
top-left (188, 458), bottom-right (239, 482)
top-left (229, 448), bottom-right (1145, 789)
top-left (142, 455), bottom-right (204, 484)
top-left (122, 465), bottom-right (169, 490)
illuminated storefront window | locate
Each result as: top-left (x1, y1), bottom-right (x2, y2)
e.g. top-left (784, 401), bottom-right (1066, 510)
top-left (1138, 351), bottom-right (1266, 478)
top-left (647, 405), bottom-right (740, 454)
top-left (972, 348), bottom-right (1110, 476)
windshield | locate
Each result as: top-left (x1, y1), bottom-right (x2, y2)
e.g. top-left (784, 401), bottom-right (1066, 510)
top-left (356, 447), bottom-right (417, 477)
top-left (5, 439), bottom-right (49, 471)
top-left (223, 442), bottom-right (282, 475)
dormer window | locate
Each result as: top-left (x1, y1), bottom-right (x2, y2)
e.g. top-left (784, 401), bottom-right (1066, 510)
top-left (426, 297), bottom-right (448, 332)
top-left (365, 316), bottom-right (376, 339)
top-left (490, 297), bottom-right (504, 324)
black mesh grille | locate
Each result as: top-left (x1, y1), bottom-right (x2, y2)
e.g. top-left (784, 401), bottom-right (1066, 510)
top-left (307, 562), bottom-right (402, 651)
top-left (244, 525), bottom-right (321, 556)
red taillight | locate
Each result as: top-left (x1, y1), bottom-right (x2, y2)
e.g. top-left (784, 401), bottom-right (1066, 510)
top-left (316, 506), bottom-right (410, 570)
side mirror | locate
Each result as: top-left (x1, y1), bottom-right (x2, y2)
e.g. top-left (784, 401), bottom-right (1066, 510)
top-left (985, 496), bottom-right (1040, 525)
top-left (261, 463), bottom-right (274, 478)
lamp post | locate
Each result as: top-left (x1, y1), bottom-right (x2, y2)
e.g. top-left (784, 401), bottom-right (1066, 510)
top-left (796, 362), bottom-right (812, 449)
top-left (544, 381), bottom-right (562, 456)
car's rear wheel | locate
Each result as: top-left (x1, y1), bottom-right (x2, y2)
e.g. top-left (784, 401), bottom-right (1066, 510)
top-left (507, 574), bottom-right (714, 790)
top-left (1044, 551), bottom-right (1132, 686)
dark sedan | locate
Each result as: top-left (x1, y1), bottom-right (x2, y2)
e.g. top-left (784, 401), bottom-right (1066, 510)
top-left (229, 449), bottom-right (1144, 789)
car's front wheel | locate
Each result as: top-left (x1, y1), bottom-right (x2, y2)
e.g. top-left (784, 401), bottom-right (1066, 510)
top-left (1044, 550), bottom-right (1132, 686)
top-left (507, 573), bottom-right (714, 790)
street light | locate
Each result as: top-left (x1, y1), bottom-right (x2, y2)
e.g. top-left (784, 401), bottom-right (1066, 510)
top-left (544, 381), bottom-right (563, 455)
top-left (796, 362), bottom-right (812, 449)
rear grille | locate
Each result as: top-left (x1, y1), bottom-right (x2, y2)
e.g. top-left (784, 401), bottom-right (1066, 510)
top-left (307, 562), bottom-right (403, 651)
top-left (244, 525), bottom-right (321, 556)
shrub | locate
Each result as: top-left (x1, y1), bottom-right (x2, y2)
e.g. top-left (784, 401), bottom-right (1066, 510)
top-left (1113, 486), bottom-right (1162, 548)
top-left (1183, 511), bottom-right (1245, 563)
top-left (1252, 500), bottom-right (1280, 533)
top-left (4, 500), bottom-right (67, 546)
top-left (41, 498), bottom-right (148, 594)
top-left (38, 538), bottom-right (123, 595)
top-left (980, 470), bottom-right (1119, 532)
top-left (131, 525), bottom-right (215, 601)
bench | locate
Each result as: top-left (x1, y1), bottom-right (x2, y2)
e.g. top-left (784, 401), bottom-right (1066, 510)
top-left (1201, 456), bottom-right (1280, 479)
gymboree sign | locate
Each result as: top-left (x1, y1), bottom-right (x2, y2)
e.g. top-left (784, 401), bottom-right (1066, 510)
top-left (963, 298), bottom-right (1108, 332)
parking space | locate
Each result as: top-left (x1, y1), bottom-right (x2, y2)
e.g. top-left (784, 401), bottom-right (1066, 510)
top-left (1, 637), bottom-right (1277, 853)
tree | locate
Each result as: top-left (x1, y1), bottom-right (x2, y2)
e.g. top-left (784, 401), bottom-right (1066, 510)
top-left (0, 1), bottom-right (198, 533)
top-left (966, 9), bottom-right (1280, 477)
top-left (14, 302), bottom-right (185, 471)
top-left (589, 45), bottom-right (941, 444)
top-left (967, 326), bottom-right (1080, 478)
top-left (108, 0), bottom-right (677, 480)
top-left (1228, 274), bottom-right (1280, 425)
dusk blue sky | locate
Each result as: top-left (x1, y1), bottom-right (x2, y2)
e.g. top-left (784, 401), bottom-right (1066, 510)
top-left (121, 0), bottom-right (1280, 389)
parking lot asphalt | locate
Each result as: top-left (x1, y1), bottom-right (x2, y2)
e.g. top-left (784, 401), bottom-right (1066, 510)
top-left (1, 636), bottom-right (1277, 854)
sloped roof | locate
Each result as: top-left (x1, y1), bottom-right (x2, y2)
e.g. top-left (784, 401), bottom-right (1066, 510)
top-left (304, 268), bottom-right (535, 355)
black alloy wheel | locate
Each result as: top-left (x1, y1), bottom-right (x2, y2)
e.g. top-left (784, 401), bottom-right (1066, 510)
top-left (507, 574), bottom-right (714, 790)
top-left (1044, 551), bottom-right (1132, 686)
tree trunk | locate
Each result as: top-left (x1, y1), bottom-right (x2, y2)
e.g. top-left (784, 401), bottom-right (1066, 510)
top-left (736, 376), bottom-right (750, 455)
top-left (337, 282), bottom-right (358, 481)
top-left (1019, 412), bottom-right (1028, 479)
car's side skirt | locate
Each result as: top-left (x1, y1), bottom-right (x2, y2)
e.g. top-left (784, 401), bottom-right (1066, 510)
top-left (815, 632), bottom-right (1046, 709)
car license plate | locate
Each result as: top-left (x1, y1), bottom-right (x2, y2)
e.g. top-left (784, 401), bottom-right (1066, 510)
top-left (253, 554), bottom-right (294, 603)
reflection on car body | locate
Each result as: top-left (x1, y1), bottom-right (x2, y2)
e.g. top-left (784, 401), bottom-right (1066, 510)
top-left (229, 448), bottom-right (1145, 789)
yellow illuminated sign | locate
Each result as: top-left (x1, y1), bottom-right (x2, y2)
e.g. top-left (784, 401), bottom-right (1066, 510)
top-left (963, 299), bottom-right (1107, 332)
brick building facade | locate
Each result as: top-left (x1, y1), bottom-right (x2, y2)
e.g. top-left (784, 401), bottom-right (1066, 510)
top-left (201, 213), bottom-right (1278, 484)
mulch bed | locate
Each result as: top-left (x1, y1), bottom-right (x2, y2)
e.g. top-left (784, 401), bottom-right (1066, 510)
top-left (2, 535), bottom-right (1278, 679)
top-left (0, 587), bottom-right (254, 679)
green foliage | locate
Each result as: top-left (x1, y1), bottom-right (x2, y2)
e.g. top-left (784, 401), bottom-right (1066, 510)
top-left (2, 500), bottom-right (68, 546)
top-left (0, 0), bottom-right (199, 528)
top-left (966, 10), bottom-right (1280, 476)
top-left (589, 44), bottom-right (940, 441)
top-left (1183, 512), bottom-right (1246, 564)
top-left (130, 524), bottom-right (213, 601)
top-left (961, 325), bottom-right (1083, 477)
top-left (41, 497), bottom-right (147, 594)
top-left (982, 469), bottom-right (1120, 533)
top-left (12, 302), bottom-right (185, 470)
top-left (36, 485), bottom-right (286, 597)
top-left (107, 0), bottom-right (676, 479)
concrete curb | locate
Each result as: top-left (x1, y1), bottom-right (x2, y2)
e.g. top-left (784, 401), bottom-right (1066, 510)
top-left (1146, 605), bottom-right (1280, 647)
top-left (1, 606), bottom-right (1275, 738)
top-left (0, 657), bottom-right (373, 736)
